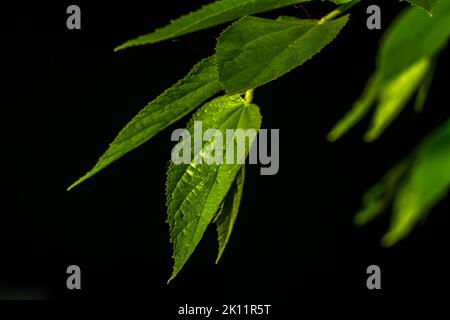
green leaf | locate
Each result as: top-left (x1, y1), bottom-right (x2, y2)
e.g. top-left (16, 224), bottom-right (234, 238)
top-left (404, 0), bottom-right (437, 14)
top-left (413, 58), bottom-right (436, 112)
top-left (166, 95), bottom-right (261, 282)
top-left (216, 15), bottom-right (348, 93)
top-left (115, 0), bottom-right (311, 51)
top-left (364, 58), bottom-right (430, 142)
top-left (327, 74), bottom-right (380, 142)
top-left (215, 166), bottom-right (245, 263)
top-left (68, 56), bottom-right (222, 190)
top-left (382, 117), bottom-right (450, 246)
top-left (354, 160), bottom-right (410, 226)
top-left (379, 0), bottom-right (450, 83)
top-left (355, 117), bottom-right (450, 246)
top-left (329, 0), bottom-right (450, 141)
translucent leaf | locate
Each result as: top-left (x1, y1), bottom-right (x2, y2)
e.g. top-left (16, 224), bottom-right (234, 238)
top-left (327, 74), bottom-right (380, 142)
top-left (382, 118), bottom-right (450, 246)
top-left (68, 57), bottom-right (222, 190)
top-left (414, 59), bottom-right (436, 112)
top-left (379, 0), bottom-right (450, 83)
top-left (166, 95), bottom-right (261, 282)
top-left (115, 0), bottom-right (311, 51)
top-left (355, 118), bottom-right (450, 246)
top-left (354, 160), bottom-right (410, 226)
top-left (364, 58), bottom-right (430, 142)
top-left (216, 15), bottom-right (348, 93)
top-left (329, 0), bottom-right (450, 141)
top-left (215, 165), bottom-right (245, 263)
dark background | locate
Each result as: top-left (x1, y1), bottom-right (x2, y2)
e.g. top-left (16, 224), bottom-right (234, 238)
top-left (4, 0), bottom-right (450, 306)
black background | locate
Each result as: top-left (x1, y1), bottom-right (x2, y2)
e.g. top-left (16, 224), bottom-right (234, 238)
top-left (4, 0), bottom-right (450, 306)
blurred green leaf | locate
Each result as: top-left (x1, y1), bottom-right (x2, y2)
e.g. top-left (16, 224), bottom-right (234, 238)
top-left (379, 0), bottom-right (450, 83)
top-left (328, 74), bottom-right (380, 142)
top-left (115, 0), bottom-right (311, 51)
top-left (216, 15), bottom-right (348, 93)
top-left (354, 160), bottom-right (410, 226)
top-left (414, 58), bottom-right (436, 112)
top-left (329, 0), bottom-right (450, 141)
top-left (166, 95), bottom-right (261, 282)
top-left (383, 117), bottom-right (450, 246)
top-left (364, 58), bottom-right (430, 141)
top-left (355, 118), bottom-right (450, 246)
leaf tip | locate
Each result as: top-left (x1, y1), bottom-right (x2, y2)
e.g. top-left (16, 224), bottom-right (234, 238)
top-left (363, 131), bottom-right (377, 143)
top-left (326, 131), bottom-right (338, 143)
top-left (381, 233), bottom-right (396, 248)
top-left (113, 44), bottom-right (126, 52)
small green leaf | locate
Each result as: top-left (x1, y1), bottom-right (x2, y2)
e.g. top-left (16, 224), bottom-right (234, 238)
top-left (364, 58), bottom-right (430, 142)
top-left (327, 74), bottom-right (380, 142)
top-left (68, 56), bottom-right (222, 190)
top-left (382, 117), bottom-right (450, 246)
top-left (115, 0), bottom-right (311, 51)
top-left (404, 0), bottom-right (437, 14)
top-left (215, 166), bottom-right (245, 263)
top-left (216, 15), bottom-right (348, 93)
top-left (166, 95), bottom-right (261, 282)
top-left (379, 0), bottom-right (450, 83)
top-left (354, 160), bottom-right (410, 226)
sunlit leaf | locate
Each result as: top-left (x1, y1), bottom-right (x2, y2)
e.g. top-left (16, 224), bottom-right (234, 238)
top-left (328, 74), bottom-right (380, 142)
top-left (166, 95), bottom-right (261, 281)
top-left (382, 117), bottom-right (450, 246)
top-left (216, 15), bottom-right (348, 93)
top-left (379, 0), bottom-right (450, 83)
top-left (354, 160), bottom-right (410, 226)
top-left (115, 0), bottom-right (311, 51)
top-left (329, 0), bottom-right (450, 141)
top-left (364, 58), bottom-right (430, 142)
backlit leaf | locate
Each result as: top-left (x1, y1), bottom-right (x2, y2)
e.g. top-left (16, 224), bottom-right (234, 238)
top-left (382, 117), bottom-right (450, 246)
top-left (216, 15), bottom-right (348, 93)
top-left (379, 0), bottom-right (450, 83)
top-left (115, 0), bottom-right (311, 51)
top-left (166, 95), bottom-right (261, 281)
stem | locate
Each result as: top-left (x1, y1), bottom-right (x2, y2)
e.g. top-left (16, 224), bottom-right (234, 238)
top-left (245, 89), bottom-right (254, 104)
top-left (319, 0), bottom-right (363, 24)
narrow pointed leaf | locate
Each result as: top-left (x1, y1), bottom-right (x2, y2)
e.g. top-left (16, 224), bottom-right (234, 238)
top-left (354, 160), bottom-right (410, 226)
top-left (216, 15), bottom-right (348, 93)
top-left (115, 0), bottom-right (311, 51)
top-left (382, 118), bottom-right (450, 246)
top-left (166, 95), bottom-right (261, 282)
top-left (68, 56), bottom-right (222, 190)
top-left (327, 73), bottom-right (380, 141)
top-left (364, 58), bottom-right (430, 142)
top-left (215, 165), bottom-right (245, 263)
